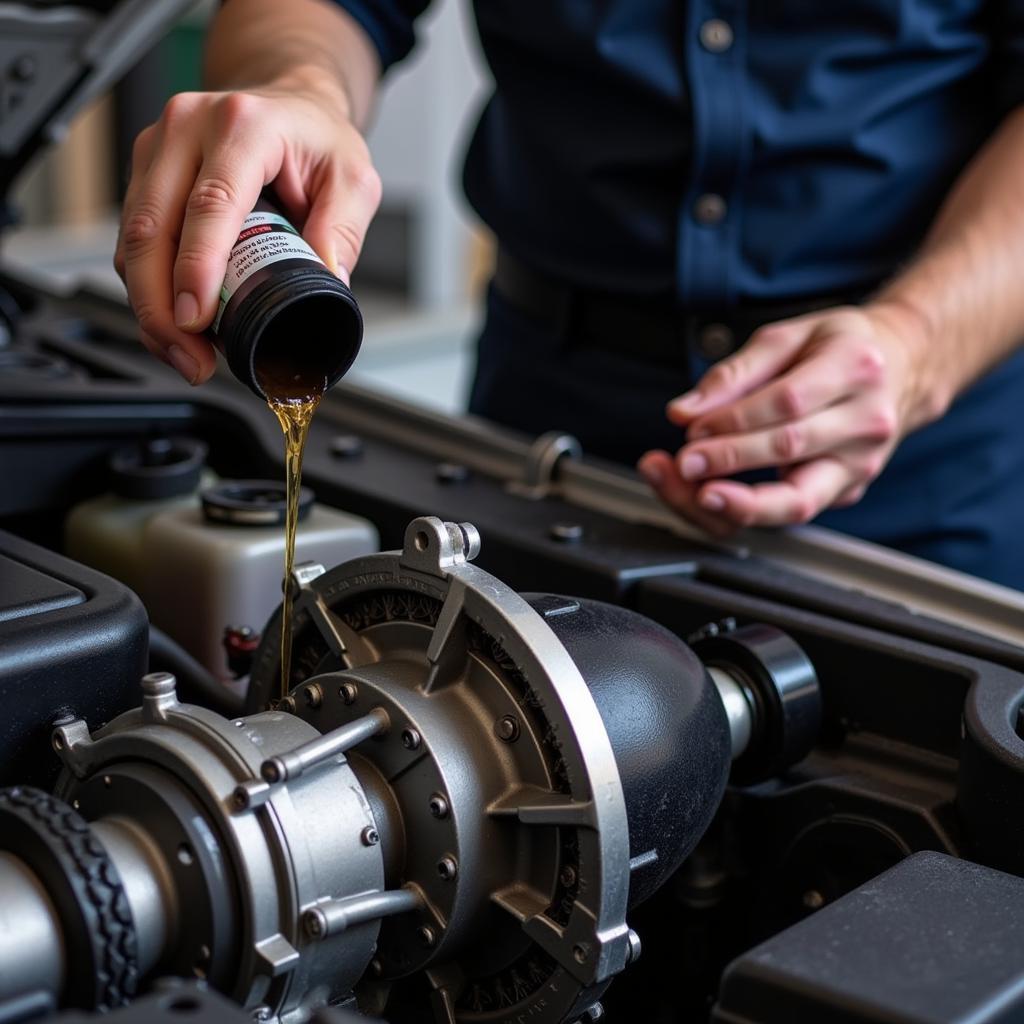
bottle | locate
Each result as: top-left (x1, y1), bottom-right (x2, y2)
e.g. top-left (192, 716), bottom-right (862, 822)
top-left (209, 195), bottom-right (363, 398)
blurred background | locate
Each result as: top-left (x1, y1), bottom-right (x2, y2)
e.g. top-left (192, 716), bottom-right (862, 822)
top-left (4, 0), bottom-right (493, 414)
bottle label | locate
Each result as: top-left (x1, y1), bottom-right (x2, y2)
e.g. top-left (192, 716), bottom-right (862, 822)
top-left (212, 211), bottom-right (323, 332)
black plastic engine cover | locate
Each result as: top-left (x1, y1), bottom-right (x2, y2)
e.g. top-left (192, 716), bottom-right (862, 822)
top-left (526, 594), bottom-right (732, 905)
top-left (712, 851), bottom-right (1024, 1024)
top-left (0, 530), bottom-right (146, 786)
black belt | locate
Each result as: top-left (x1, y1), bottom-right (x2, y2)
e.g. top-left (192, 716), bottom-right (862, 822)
top-left (493, 248), bottom-right (860, 365)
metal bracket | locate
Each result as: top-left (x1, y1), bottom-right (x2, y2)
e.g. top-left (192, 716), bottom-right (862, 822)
top-left (400, 516), bottom-right (481, 579)
top-left (509, 431), bottom-right (583, 500)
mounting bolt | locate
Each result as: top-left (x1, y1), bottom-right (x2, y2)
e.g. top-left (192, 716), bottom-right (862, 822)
top-left (401, 728), bottom-right (422, 751)
top-left (277, 695), bottom-right (297, 714)
top-left (302, 908), bottom-right (328, 940)
top-left (428, 793), bottom-right (450, 819)
top-left (417, 925), bottom-right (437, 948)
top-left (573, 943), bottom-right (589, 964)
top-left (361, 826), bottom-right (380, 846)
top-left (339, 682), bottom-right (359, 705)
top-left (626, 928), bottom-right (642, 963)
top-left (560, 865), bottom-right (577, 888)
top-left (581, 1003), bottom-right (604, 1022)
top-left (303, 684), bottom-right (323, 709)
top-left (252, 1006), bottom-right (273, 1022)
top-left (437, 856), bottom-right (458, 881)
top-left (495, 715), bottom-right (520, 742)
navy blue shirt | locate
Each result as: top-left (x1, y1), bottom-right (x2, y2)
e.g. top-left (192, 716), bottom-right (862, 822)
top-left (334, 0), bottom-right (1024, 307)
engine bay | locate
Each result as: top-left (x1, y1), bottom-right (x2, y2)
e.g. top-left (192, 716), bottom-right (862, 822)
top-left (4, 265), bottom-right (1024, 1024)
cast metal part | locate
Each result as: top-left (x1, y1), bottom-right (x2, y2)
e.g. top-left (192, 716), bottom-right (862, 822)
top-left (256, 515), bottom-right (635, 1022)
top-left (44, 672), bottom-right (393, 1023)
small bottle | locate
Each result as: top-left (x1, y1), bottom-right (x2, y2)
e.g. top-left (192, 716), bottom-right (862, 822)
top-left (209, 195), bottom-right (362, 398)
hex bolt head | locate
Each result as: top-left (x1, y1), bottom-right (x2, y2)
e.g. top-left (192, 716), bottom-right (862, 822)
top-left (437, 856), bottom-right (458, 881)
top-left (428, 793), bottom-right (450, 819)
top-left (495, 715), bottom-right (520, 742)
top-left (361, 826), bottom-right (380, 846)
top-left (417, 925), bottom-right (437, 948)
top-left (303, 684), bottom-right (323, 709)
top-left (277, 695), bottom-right (297, 714)
top-left (339, 682), bottom-right (359, 705)
top-left (401, 728), bottom-right (422, 751)
top-left (582, 1003), bottom-right (605, 1022)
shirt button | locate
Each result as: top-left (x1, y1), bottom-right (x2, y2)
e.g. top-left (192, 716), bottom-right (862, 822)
top-left (699, 19), bottom-right (734, 53)
top-left (697, 323), bottom-right (736, 360)
top-left (694, 193), bottom-right (727, 225)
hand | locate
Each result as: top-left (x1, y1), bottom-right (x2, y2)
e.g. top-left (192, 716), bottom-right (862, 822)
top-left (115, 71), bottom-right (382, 384)
top-left (637, 302), bottom-right (947, 532)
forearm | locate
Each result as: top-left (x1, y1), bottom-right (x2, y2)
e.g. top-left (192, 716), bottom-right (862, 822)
top-left (205, 0), bottom-right (380, 128)
top-left (874, 104), bottom-right (1024, 420)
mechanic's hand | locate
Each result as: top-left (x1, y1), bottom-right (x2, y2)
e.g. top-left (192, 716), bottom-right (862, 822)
top-left (637, 302), bottom-right (944, 533)
top-left (115, 73), bottom-right (381, 384)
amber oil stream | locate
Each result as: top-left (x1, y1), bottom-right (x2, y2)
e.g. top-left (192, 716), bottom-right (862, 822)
top-left (256, 354), bottom-right (327, 702)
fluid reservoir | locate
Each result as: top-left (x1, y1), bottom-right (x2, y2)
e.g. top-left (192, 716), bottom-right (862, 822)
top-left (143, 480), bottom-right (377, 676)
top-left (65, 437), bottom-right (211, 597)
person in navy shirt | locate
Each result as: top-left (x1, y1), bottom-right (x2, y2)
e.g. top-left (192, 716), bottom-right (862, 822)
top-left (117, 0), bottom-right (1024, 589)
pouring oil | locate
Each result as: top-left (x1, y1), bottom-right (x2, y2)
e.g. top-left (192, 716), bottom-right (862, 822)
top-left (256, 353), bottom-right (327, 701)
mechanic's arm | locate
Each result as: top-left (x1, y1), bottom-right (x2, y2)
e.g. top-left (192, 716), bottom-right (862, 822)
top-left (638, 104), bottom-right (1024, 536)
top-left (115, 0), bottom-right (382, 384)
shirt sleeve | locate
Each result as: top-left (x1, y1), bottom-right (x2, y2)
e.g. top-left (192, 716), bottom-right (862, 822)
top-left (994, 0), bottom-right (1024, 113)
top-left (329, 0), bottom-right (433, 73)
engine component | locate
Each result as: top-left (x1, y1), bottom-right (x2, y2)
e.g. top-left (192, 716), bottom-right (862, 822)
top-left (0, 517), bottom-right (819, 1024)
top-left (0, 529), bottom-right (147, 788)
top-left (712, 851), bottom-right (1024, 1024)
top-left (69, 475), bottom-right (378, 677)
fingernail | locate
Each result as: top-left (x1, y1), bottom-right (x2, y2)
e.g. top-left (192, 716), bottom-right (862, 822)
top-left (174, 291), bottom-right (200, 329)
top-left (700, 490), bottom-right (726, 511)
top-left (638, 460), bottom-right (664, 487)
top-left (681, 452), bottom-right (708, 481)
top-left (670, 391), bottom-right (703, 414)
top-left (167, 344), bottom-right (200, 384)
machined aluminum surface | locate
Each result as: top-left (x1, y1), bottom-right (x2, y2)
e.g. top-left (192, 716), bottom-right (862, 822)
top-left (51, 679), bottom-right (385, 1023)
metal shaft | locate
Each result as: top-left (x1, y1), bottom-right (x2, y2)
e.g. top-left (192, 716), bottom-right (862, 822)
top-left (261, 707), bottom-right (390, 784)
top-left (708, 667), bottom-right (754, 760)
top-left (303, 887), bottom-right (422, 941)
top-left (0, 852), bottom-right (64, 1006)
